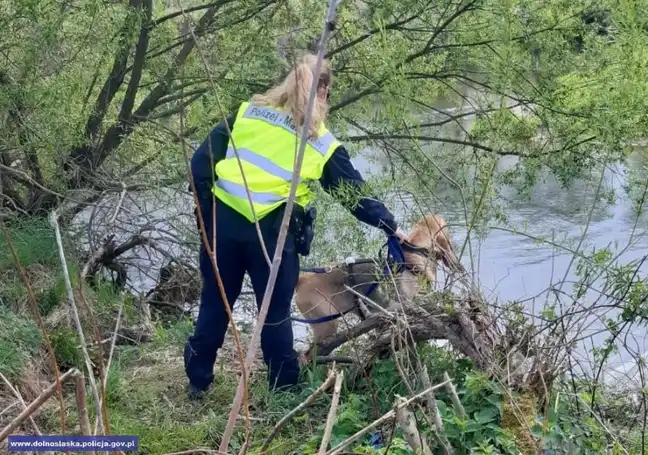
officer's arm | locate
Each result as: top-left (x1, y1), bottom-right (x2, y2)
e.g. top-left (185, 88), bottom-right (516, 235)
top-left (319, 145), bottom-right (398, 235)
top-left (190, 111), bottom-right (237, 204)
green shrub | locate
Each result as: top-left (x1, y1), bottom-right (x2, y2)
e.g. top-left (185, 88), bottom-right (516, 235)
top-left (50, 326), bottom-right (83, 371)
top-left (36, 276), bottom-right (67, 316)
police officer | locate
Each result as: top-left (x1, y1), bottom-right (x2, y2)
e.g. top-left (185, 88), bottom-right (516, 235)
top-left (185, 53), bottom-right (404, 398)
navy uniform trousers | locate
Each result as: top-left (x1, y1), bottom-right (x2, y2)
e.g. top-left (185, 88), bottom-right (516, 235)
top-left (184, 199), bottom-right (301, 391)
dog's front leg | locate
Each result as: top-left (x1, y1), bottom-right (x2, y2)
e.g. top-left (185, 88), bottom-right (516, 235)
top-left (394, 269), bottom-right (420, 304)
top-left (301, 318), bottom-right (338, 365)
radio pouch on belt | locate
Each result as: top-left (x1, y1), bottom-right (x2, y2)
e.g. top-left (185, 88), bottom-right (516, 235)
top-left (290, 205), bottom-right (317, 257)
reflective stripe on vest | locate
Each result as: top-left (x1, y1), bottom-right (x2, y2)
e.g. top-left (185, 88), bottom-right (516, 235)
top-left (215, 179), bottom-right (284, 205)
top-left (212, 101), bottom-right (340, 222)
top-left (225, 147), bottom-right (302, 183)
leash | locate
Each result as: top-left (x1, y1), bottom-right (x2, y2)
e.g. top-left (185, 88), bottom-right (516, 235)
top-left (299, 266), bottom-right (331, 273)
top-left (292, 235), bottom-right (406, 325)
top-left (241, 238), bottom-right (435, 324)
top-left (290, 308), bottom-right (357, 324)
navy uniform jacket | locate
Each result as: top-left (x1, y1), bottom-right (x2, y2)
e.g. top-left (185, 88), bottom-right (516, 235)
top-left (190, 111), bottom-right (398, 235)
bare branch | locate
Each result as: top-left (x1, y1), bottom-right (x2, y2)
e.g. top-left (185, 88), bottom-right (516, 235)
top-left (0, 372), bottom-right (42, 437)
top-left (323, 380), bottom-right (451, 455)
top-left (0, 369), bottom-right (78, 442)
top-left (318, 371), bottom-right (345, 455)
top-left (50, 211), bottom-right (105, 434)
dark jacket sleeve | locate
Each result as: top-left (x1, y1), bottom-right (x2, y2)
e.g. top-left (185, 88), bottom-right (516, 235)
top-left (190, 111), bottom-right (237, 205)
top-left (319, 145), bottom-right (398, 235)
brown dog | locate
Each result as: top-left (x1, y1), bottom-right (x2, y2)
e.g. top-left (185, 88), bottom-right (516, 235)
top-left (294, 214), bottom-right (462, 360)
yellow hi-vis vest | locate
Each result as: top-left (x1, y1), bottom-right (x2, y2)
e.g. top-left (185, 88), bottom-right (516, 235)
top-left (212, 101), bottom-right (341, 222)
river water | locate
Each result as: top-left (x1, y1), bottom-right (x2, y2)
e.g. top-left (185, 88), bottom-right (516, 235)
top-left (355, 144), bottom-right (648, 386)
top-left (349, 95), bottom-right (648, 386)
top-left (72, 96), bottom-right (648, 390)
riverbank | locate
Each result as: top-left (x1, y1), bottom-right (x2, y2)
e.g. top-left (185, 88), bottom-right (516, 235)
top-left (0, 218), bottom-right (643, 454)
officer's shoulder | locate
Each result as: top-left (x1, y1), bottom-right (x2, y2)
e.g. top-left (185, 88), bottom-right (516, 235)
top-left (214, 110), bottom-right (238, 133)
top-left (330, 144), bottom-right (352, 160)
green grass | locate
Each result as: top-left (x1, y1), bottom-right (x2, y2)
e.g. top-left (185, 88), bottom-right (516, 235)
top-left (49, 326), bottom-right (84, 371)
top-left (70, 320), bottom-right (508, 454)
top-left (0, 218), bottom-right (83, 320)
top-left (84, 322), bottom-right (353, 454)
top-left (20, 313), bottom-right (640, 455)
top-left (0, 305), bottom-right (43, 380)
top-left (0, 218), bottom-right (60, 270)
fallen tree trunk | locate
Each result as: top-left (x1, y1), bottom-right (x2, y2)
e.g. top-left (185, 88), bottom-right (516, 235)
top-left (313, 284), bottom-right (560, 394)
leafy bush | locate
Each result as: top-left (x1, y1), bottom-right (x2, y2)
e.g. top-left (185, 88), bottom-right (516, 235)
top-left (294, 349), bottom-right (520, 455)
top-left (36, 276), bottom-right (66, 316)
top-left (49, 326), bottom-right (83, 371)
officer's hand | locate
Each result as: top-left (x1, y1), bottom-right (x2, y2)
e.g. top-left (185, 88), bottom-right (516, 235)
top-left (393, 229), bottom-right (409, 244)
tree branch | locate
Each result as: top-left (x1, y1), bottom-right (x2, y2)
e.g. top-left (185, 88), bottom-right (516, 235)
top-left (146, 92), bottom-right (205, 120)
top-left (84, 0), bottom-right (141, 139)
top-left (66, 2), bottom-right (226, 188)
top-left (0, 71), bottom-right (49, 213)
top-left (405, 0), bottom-right (478, 63)
top-left (141, 1), bottom-right (273, 72)
top-left (326, 11), bottom-right (423, 58)
top-left (347, 133), bottom-right (497, 154)
top-left (330, 87), bottom-right (381, 113)
top-left (149, 0), bottom-right (234, 28)
top-left (155, 87), bottom-right (209, 106)
top-left (347, 132), bottom-right (598, 158)
top-left (118, 0), bottom-right (153, 122)
top-left (330, 1), bottom-right (478, 113)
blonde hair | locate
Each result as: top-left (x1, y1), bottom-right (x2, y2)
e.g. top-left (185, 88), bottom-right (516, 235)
top-left (251, 54), bottom-right (332, 140)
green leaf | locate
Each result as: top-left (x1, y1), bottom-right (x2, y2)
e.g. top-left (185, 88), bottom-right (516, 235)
top-left (531, 423), bottom-right (545, 437)
top-left (465, 420), bottom-right (483, 433)
top-left (485, 393), bottom-right (503, 412)
top-left (547, 429), bottom-right (565, 445)
top-left (436, 399), bottom-right (449, 416)
top-left (474, 406), bottom-right (500, 424)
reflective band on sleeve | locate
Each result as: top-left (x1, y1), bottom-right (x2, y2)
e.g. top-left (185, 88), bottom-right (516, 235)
top-left (215, 179), bottom-right (285, 205)
top-left (242, 104), bottom-right (334, 156)
top-left (225, 148), bottom-right (302, 183)
top-left (310, 131), bottom-right (336, 156)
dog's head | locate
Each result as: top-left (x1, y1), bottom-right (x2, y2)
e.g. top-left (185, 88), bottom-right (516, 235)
top-left (404, 214), bottom-right (464, 273)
